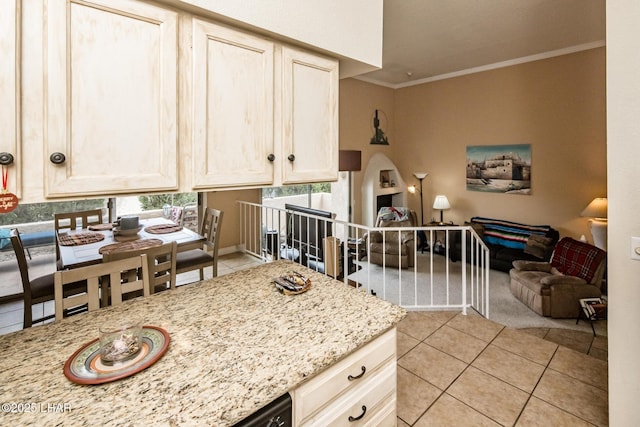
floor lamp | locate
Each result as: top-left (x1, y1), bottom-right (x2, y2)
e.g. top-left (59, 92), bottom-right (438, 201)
top-left (410, 173), bottom-right (428, 225)
top-left (339, 150), bottom-right (362, 223)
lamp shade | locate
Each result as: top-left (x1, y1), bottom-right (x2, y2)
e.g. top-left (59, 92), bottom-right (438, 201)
top-left (581, 197), bottom-right (607, 220)
top-left (338, 150), bottom-right (362, 171)
top-left (433, 195), bottom-right (451, 210)
top-left (414, 172), bottom-right (428, 180)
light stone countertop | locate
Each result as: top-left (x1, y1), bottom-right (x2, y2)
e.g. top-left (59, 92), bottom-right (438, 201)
top-left (0, 260), bottom-right (406, 426)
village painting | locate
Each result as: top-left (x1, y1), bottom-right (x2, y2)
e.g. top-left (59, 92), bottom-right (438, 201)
top-left (466, 144), bottom-right (531, 194)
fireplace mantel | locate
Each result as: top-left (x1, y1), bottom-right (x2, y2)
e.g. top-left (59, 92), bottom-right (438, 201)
top-left (361, 153), bottom-right (407, 226)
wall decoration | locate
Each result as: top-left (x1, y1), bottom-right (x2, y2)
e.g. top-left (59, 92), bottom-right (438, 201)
top-left (466, 144), bottom-right (531, 194)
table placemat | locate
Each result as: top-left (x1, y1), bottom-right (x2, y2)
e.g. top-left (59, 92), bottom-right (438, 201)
top-left (87, 223), bottom-right (115, 231)
top-left (58, 232), bottom-right (106, 247)
top-left (98, 239), bottom-right (163, 255)
top-left (144, 224), bottom-right (183, 234)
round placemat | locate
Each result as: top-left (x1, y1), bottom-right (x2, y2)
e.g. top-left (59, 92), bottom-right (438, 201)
top-left (87, 223), bottom-right (115, 231)
top-left (58, 232), bottom-right (106, 246)
top-left (64, 326), bottom-right (170, 385)
top-left (144, 224), bottom-right (183, 234)
top-left (99, 238), bottom-right (163, 255)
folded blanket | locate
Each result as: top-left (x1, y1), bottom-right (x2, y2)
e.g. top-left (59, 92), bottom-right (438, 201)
top-left (377, 207), bottom-right (410, 222)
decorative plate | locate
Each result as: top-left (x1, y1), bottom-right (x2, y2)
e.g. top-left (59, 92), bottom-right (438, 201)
top-left (64, 325), bottom-right (170, 385)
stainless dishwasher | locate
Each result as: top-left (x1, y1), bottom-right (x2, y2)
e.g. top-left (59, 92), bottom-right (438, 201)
top-left (232, 393), bottom-right (292, 427)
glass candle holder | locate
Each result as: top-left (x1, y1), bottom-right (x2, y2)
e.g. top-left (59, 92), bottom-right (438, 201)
top-left (99, 319), bottom-right (143, 365)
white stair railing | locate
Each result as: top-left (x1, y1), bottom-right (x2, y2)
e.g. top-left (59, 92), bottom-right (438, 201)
top-left (237, 201), bottom-right (491, 318)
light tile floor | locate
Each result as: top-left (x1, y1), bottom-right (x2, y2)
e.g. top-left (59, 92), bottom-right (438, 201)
top-left (0, 253), bottom-right (608, 426)
top-left (397, 311), bottom-right (608, 426)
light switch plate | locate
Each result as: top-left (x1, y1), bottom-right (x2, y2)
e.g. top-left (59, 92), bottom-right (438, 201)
top-left (631, 237), bottom-right (640, 260)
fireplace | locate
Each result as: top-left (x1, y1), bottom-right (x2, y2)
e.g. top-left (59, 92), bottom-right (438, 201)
top-left (376, 193), bottom-right (405, 214)
top-left (361, 153), bottom-right (407, 226)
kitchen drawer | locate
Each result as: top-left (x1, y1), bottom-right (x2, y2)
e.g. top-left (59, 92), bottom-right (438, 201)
top-left (294, 328), bottom-right (396, 423)
top-left (300, 359), bottom-right (396, 426)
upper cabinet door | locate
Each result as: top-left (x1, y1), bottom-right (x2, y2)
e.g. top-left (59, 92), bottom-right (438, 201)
top-left (191, 19), bottom-right (275, 188)
top-left (45, 0), bottom-right (178, 197)
top-left (0, 0), bottom-right (20, 197)
top-left (280, 46), bottom-right (339, 184)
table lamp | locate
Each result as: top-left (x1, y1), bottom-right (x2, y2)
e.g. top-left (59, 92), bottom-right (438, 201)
top-left (433, 195), bottom-right (451, 225)
top-left (581, 197), bottom-right (607, 250)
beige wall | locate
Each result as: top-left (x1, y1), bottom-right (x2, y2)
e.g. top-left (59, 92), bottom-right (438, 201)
top-left (339, 79), bottom-right (396, 226)
top-left (205, 189), bottom-right (260, 251)
top-left (214, 48), bottom-right (606, 247)
top-left (341, 48), bottom-right (606, 240)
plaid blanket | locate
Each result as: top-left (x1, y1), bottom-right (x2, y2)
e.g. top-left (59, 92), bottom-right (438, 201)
top-left (377, 207), bottom-right (410, 222)
top-left (551, 237), bottom-right (606, 283)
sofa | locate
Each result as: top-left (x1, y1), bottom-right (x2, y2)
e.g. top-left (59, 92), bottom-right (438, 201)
top-left (509, 237), bottom-right (606, 318)
top-left (449, 217), bottom-right (560, 272)
top-left (367, 207), bottom-right (417, 268)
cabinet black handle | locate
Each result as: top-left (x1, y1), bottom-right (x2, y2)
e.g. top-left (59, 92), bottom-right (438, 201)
top-left (347, 365), bottom-right (366, 381)
top-left (49, 152), bottom-right (66, 165)
top-left (0, 152), bottom-right (14, 165)
top-left (348, 405), bottom-right (367, 422)
top-left (267, 153), bottom-right (275, 162)
top-left (288, 154), bottom-right (295, 162)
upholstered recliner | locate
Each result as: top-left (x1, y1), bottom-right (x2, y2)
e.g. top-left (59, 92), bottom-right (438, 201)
top-left (367, 207), bottom-right (417, 268)
top-left (509, 237), bottom-right (606, 318)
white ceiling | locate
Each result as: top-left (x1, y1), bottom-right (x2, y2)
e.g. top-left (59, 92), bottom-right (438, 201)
top-left (358, 0), bottom-right (606, 88)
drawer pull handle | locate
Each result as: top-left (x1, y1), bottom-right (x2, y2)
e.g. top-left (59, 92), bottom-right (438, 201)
top-left (348, 405), bottom-right (367, 422)
top-left (347, 365), bottom-right (366, 381)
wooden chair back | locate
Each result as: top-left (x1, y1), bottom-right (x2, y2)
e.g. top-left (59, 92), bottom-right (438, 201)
top-left (54, 208), bottom-right (104, 231)
top-left (176, 208), bottom-right (223, 280)
top-left (103, 242), bottom-right (177, 294)
top-left (9, 229), bottom-right (32, 296)
top-left (201, 207), bottom-right (223, 253)
top-left (54, 254), bottom-right (149, 321)
top-left (10, 229), bottom-right (47, 327)
top-left (53, 209), bottom-right (105, 266)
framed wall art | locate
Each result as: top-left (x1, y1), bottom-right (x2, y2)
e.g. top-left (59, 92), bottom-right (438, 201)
top-left (466, 144), bottom-right (531, 194)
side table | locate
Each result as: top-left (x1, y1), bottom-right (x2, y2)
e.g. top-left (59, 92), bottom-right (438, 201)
top-left (425, 222), bottom-right (458, 255)
top-left (576, 297), bottom-right (607, 335)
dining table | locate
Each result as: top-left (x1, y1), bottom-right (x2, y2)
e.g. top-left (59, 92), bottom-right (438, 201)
top-left (56, 217), bottom-right (205, 269)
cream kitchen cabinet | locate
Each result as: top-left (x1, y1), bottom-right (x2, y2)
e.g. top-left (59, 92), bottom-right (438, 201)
top-left (191, 19), bottom-right (275, 188)
top-left (0, 0), bottom-right (21, 197)
top-left (44, 0), bottom-right (179, 198)
top-left (280, 46), bottom-right (339, 185)
top-left (293, 328), bottom-right (397, 426)
top-left (190, 20), bottom-right (339, 189)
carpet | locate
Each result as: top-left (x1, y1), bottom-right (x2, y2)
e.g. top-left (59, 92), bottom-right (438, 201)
top-left (347, 253), bottom-right (607, 335)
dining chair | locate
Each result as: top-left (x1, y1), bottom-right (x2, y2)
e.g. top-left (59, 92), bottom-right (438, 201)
top-left (54, 254), bottom-right (150, 321)
top-left (9, 229), bottom-right (86, 328)
top-left (54, 208), bottom-right (105, 269)
top-left (176, 207), bottom-right (224, 281)
top-left (103, 242), bottom-right (177, 295)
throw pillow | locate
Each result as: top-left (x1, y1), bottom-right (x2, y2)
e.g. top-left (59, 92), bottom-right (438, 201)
top-left (524, 234), bottom-right (554, 259)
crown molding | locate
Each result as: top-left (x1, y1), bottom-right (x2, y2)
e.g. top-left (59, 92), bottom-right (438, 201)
top-left (354, 40), bottom-right (606, 89)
